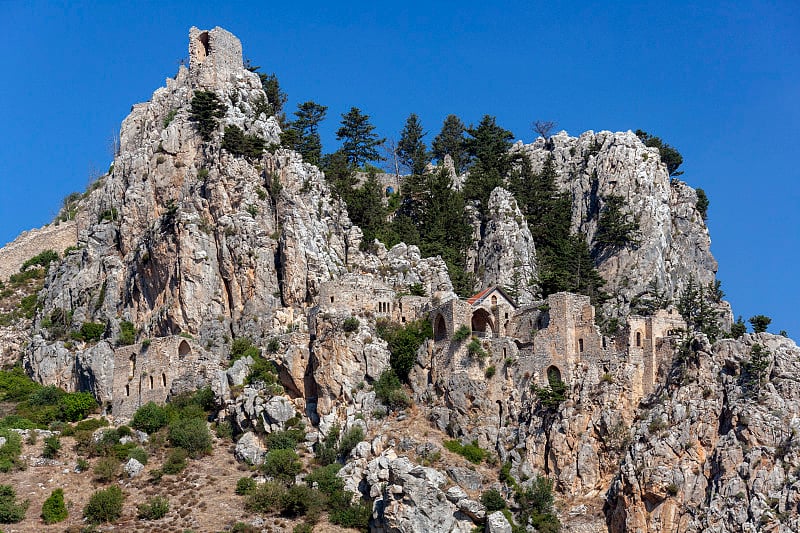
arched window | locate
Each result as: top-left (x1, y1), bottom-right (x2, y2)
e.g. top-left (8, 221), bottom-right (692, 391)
top-left (125, 384), bottom-right (130, 397)
top-left (162, 373), bottom-right (167, 388)
top-left (128, 355), bottom-right (136, 378)
top-left (178, 340), bottom-right (191, 358)
top-left (491, 295), bottom-right (498, 306)
top-left (434, 314), bottom-right (447, 341)
top-left (471, 308), bottom-right (494, 337)
top-left (578, 338), bottom-right (584, 352)
top-left (149, 375), bottom-right (154, 390)
top-left (547, 366), bottom-right (562, 387)
top-left (635, 331), bottom-right (642, 347)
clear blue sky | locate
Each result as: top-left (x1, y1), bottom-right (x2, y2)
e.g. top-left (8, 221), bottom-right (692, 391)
top-left (1, 1), bottom-right (798, 336)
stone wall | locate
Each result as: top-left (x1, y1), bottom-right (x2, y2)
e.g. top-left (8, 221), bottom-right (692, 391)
top-left (0, 221), bottom-right (77, 281)
top-left (111, 336), bottom-right (210, 420)
top-left (189, 26), bottom-right (244, 89)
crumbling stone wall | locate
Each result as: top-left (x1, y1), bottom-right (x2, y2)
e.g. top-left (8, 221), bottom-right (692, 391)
top-left (0, 221), bottom-right (77, 281)
top-left (111, 336), bottom-right (210, 420)
top-left (189, 26), bottom-right (244, 89)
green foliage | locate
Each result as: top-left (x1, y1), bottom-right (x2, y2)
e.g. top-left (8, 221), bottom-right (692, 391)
top-left (397, 113), bottom-right (430, 175)
top-left (280, 483), bottom-right (322, 518)
top-left (0, 484), bottom-right (28, 523)
top-left (0, 366), bottom-right (41, 402)
top-left (83, 485), bottom-right (124, 524)
top-left (509, 155), bottom-right (606, 304)
top-left (162, 448), bottom-right (188, 474)
top-left (215, 419), bottom-right (234, 440)
top-left (222, 125), bottom-right (266, 159)
top-left (373, 369), bottom-right (411, 410)
top-left (443, 439), bottom-right (486, 464)
top-left (337, 426), bottom-right (364, 459)
top-left (42, 435), bottom-right (61, 459)
top-left (336, 107), bottom-right (384, 167)
top-left (20, 249), bottom-right (59, 272)
top-left (677, 277), bottom-right (723, 341)
top-left (376, 318), bottom-right (432, 380)
top-left (467, 338), bottom-right (487, 359)
top-left (741, 343), bottom-right (771, 394)
top-left (463, 115), bottom-right (514, 216)
top-left (485, 366), bottom-right (497, 379)
top-left (730, 316), bottom-right (747, 338)
top-left (315, 424), bottom-right (340, 466)
top-left (431, 114), bottom-right (468, 174)
top-left (342, 316), bottom-right (360, 333)
top-left (305, 463), bottom-right (344, 495)
top-left (93, 457), bottom-right (119, 483)
top-left (328, 496), bottom-right (372, 530)
top-left (41, 488), bottom-right (67, 524)
top-left (236, 477), bottom-right (258, 495)
top-left (246, 358), bottom-right (281, 392)
top-left (58, 391), bottom-right (96, 422)
top-left (284, 101), bottom-right (327, 165)
top-left (244, 64), bottom-right (287, 122)
top-left (453, 325), bottom-right (471, 342)
top-left (533, 371), bottom-right (567, 410)
top-left (0, 431), bottom-right (23, 473)
top-left (168, 418), bottom-right (212, 457)
top-left (265, 430), bottom-right (304, 451)
top-left (695, 188), bottom-right (709, 221)
top-left (245, 481), bottom-right (286, 513)
top-left (263, 449), bottom-right (302, 482)
top-left (514, 475), bottom-right (560, 533)
top-left (481, 488), bottom-right (506, 512)
top-left (78, 321), bottom-right (106, 342)
top-left (131, 402), bottom-right (169, 434)
top-left (117, 320), bottom-right (136, 346)
top-left (137, 495), bottom-right (169, 520)
top-left (231, 337), bottom-right (260, 361)
top-left (127, 446), bottom-right (148, 465)
top-left (635, 129), bottom-right (684, 176)
top-left (594, 195), bottom-right (639, 254)
top-left (190, 90), bottom-right (226, 141)
top-left (749, 315), bottom-right (772, 333)
top-left (162, 108), bottom-right (178, 128)
top-left (408, 283), bottom-right (426, 296)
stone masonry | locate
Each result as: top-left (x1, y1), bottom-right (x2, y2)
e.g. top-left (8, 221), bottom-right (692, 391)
top-left (0, 221), bottom-right (77, 281)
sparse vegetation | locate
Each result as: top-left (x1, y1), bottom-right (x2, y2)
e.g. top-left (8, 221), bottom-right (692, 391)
top-left (83, 485), bottom-right (124, 524)
top-left (453, 324), bottom-right (471, 342)
top-left (0, 484), bottom-right (28, 523)
top-left (373, 369), bottom-right (411, 410)
top-left (41, 488), bottom-right (68, 524)
top-left (137, 495), bottom-right (169, 520)
top-left (376, 317), bottom-right (432, 380)
top-left (443, 439), bottom-right (486, 464)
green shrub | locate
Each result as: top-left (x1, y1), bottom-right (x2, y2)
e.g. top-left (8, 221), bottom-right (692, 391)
top-left (233, 522), bottom-right (260, 533)
top-left (0, 484), bottom-right (28, 523)
top-left (42, 435), bottom-right (61, 459)
top-left (246, 358), bottom-right (281, 391)
top-left (59, 391), bottom-right (97, 421)
top-left (222, 125), bottom-right (266, 159)
top-left (342, 316), bottom-right (360, 333)
top-left (481, 488), bottom-right (506, 512)
top-left (329, 497), bottom-right (372, 529)
top-left (131, 402), bottom-right (169, 434)
top-left (162, 448), bottom-right (188, 474)
top-left (452, 324), bottom-right (471, 342)
top-left (236, 477), bottom-right (258, 495)
top-left (190, 90), bottom-right (226, 141)
top-left (168, 418), bottom-right (212, 457)
top-left (93, 457), bottom-right (119, 482)
top-left (245, 481), bottom-right (286, 512)
top-left (162, 108), bottom-right (178, 128)
top-left (485, 366), bottom-right (496, 379)
top-left (83, 485), bottom-right (124, 524)
top-left (76, 457), bottom-right (90, 472)
top-left (305, 464), bottom-right (344, 495)
top-left (231, 337), bottom-right (260, 360)
top-left (337, 426), bottom-right (364, 459)
top-left (0, 365), bottom-right (41, 402)
top-left (408, 283), bottom-right (426, 296)
top-left (263, 449), bottom-right (301, 483)
top-left (376, 318), bottom-right (432, 380)
top-left (117, 320), bottom-right (136, 346)
top-left (20, 250), bottom-right (59, 272)
top-left (127, 446), bottom-right (148, 465)
top-left (443, 439), bottom-right (486, 464)
top-left (280, 484), bottom-right (321, 517)
top-left (467, 338), bottom-right (487, 358)
top-left (41, 488), bottom-right (68, 524)
top-left (78, 322), bottom-right (106, 342)
top-left (0, 430), bottom-right (23, 473)
top-left (137, 495), bottom-right (169, 520)
top-left (266, 337), bottom-right (281, 353)
top-left (265, 430), bottom-right (303, 451)
top-left (373, 369), bottom-right (411, 410)
top-left (215, 419), bottom-right (234, 440)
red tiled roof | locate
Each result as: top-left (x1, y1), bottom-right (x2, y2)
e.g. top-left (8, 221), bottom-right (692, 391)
top-left (466, 287), bottom-right (493, 305)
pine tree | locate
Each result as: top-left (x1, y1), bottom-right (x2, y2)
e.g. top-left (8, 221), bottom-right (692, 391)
top-left (431, 114), bottom-right (468, 174)
top-left (463, 115), bottom-right (514, 217)
top-left (189, 91), bottom-right (226, 141)
top-left (287, 101), bottom-right (327, 165)
top-left (594, 195), bottom-right (640, 255)
top-left (635, 129), bottom-right (683, 177)
top-left (245, 61), bottom-right (288, 123)
top-left (397, 114), bottom-right (430, 175)
top-left (336, 107), bottom-right (385, 167)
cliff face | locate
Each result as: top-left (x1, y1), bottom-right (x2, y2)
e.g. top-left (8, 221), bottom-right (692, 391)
top-left (3, 25), bottom-right (795, 533)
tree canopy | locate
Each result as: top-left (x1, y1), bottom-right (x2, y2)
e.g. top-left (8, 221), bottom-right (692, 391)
top-left (635, 129), bottom-right (684, 177)
top-left (431, 114), bottom-right (468, 174)
top-left (336, 107), bottom-right (384, 167)
top-left (397, 113), bottom-right (430, 175)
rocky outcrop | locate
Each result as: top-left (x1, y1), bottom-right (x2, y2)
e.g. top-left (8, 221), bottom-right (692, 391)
top-left (517, 131), bottom-right (718, 317)
top-left (607, 333), bottom-right (800, 532)
top-left (477, 187), bottom-right (537, 305)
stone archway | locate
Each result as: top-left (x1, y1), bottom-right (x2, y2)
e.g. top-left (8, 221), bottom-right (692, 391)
top-left (471, 308), bottom-right (494, 337)
top-left (434, 314), bottom-right (448, 341)
top-left (178, 340), bottom-right (191, 358)
top-left (547, 365), bottom-right (562, 386)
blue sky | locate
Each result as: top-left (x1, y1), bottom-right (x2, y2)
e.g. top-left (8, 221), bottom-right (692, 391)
top-left (1, 1), bottom-right (798, 336)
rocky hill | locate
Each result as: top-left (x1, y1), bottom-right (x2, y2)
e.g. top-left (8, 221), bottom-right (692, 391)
top-left (0, 26), bottom-right (796, 533)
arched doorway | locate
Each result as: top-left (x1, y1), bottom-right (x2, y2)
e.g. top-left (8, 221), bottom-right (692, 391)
top-left (547, 365), bottom-right (562, 386)
top-left (471, 308), bottom-right (494, 338)
top-left (178, 340), bottom-right (191, 358)
top-left (434, 314), bottom-right (447, 341)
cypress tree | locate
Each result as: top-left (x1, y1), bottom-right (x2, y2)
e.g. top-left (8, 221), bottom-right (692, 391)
top-left (463, 115), bottom-right (514, 217)
top-left (336, 107), bottom-right (384, 167)
top-left (431, 114), bottom-right (468, 174)
top-left (397, 113), bottom-right (430, 175)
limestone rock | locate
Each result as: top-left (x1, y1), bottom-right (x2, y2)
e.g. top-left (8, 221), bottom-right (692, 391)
top-left (234, 431), bottom-right (266, 465)
top-left (485, 511), bottom-right (512, 533)
top-left (124, 457), bottom-right (144, 478)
